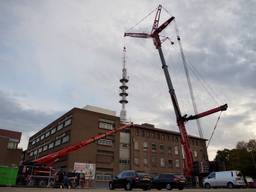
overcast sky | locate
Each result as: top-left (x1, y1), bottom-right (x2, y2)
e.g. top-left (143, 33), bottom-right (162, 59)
top-left (0, 0), bottom-right (255, 160)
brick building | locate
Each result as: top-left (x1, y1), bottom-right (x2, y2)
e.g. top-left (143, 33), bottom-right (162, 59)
top-left (26, 106), bottom-right (208, 181)
top-left (0, 129), bottom-right (22, 167)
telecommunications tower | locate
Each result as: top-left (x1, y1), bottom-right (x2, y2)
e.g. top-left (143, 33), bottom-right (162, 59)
top-left (119, 47), bottom-right (129, 123)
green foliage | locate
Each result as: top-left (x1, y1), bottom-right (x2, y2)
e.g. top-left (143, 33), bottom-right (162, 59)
top-left (214, 139), bottom-right (256, 178)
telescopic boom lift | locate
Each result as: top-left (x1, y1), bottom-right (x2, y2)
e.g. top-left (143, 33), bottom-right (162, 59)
top-left (33, 123), bottom-right (133, 165)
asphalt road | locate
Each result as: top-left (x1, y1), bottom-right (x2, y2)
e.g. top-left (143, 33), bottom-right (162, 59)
top-left (0, 188), bottom-right (256, 192)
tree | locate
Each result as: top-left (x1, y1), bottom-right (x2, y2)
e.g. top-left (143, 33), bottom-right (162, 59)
top-left (236, 141), bottom-right (247, 150)
top-left (247, 139), bottom-right (256, 151)
top-left (214, 149), bottom-right (230, 170)
top-left (214, 140), bottom-right (256, 178)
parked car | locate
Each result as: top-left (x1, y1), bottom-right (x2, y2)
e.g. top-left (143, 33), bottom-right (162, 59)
top-left (203, 170), bottom-right (246, 188)
top-left (109, 170), bottom-right (152, 190)
top-left (245, 177), bottom-right (256, 188)
top-left (151, 173), bottom-right (185, 190)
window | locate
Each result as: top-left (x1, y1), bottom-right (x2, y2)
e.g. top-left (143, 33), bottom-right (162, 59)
top-left (62, 135), bottom-right (70, 143)
top-left (96, 174), bottom-right (112, 181)
top-left (160, 158), bottom-right (165, 167)
top-left (99, 119), bottom-right (114, 130)
top-left (135, 129), bottom-right (140, 136)
top-left (32, 140), bottom-right (35, 145)
top-left (40, 134), bottom-right (45, 140)
top-left (168, 147), bottom-right (172, 154)
top-left (175, 159), bottom-right (180, 167)
top-left (168, 160), bottom-right (173, 168)
top-left (45, 131), bottom-right (50, 138)
top-left (43, 145), bottom-right (48, 151)
top-left (175, 137), bottom-right (178, 143)
top-left (142, 130), bottom-right (145, 137)
top-left (144, 158), bottom-right (148, 166)
top-left (29, 152), bottom-right (33, 157)
top-left (152, 156), bottom-right (157, 166)
top-left (160, 144), bottom-right (164, 151)
top-left (134, 141), bottom-right (139, 150)
top-left (38, 147), bottom-right (42, 153)
top-left (174, 146), bottom-right (179, 155)
top-left (143, 142), bottom-right (148, 151)
top-left (51, 128), bottom-right (56, 134)
top-left (49, 142), bottom-right (54, 149)
top-left (134, 158), bottom-right (139, 165)
top-left (57, 123), bottom-right (64, 131)
top-left (152, 143), bottom-right (157, 152)
top-left (36, 138), bottom-right (40, 143)
top-left (208, 172), bottom-right (215, 179)
top-left (7, 141), bottom-right (18, 149)
top-left (55, 139), bottom-right (61, 146)
top-left (64, 118), bottom-right (72, 127)
top-left (98, 139), bottom-right (112, 146)
top-left (194, 150), bottom-right (198, 158)
top-left (33, 150), bottom-right (38, 155)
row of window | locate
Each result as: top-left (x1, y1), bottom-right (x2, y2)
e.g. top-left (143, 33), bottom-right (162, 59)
top-left (134, 157), bottom-right (180, 168)
top-left (7, 141), bottom-right (18, 149)
top-left (29, 134), bottom-right (70, 157)
top-left (134, 142), bottom-right (180, 155)
top-left (135, 129), bottom-right (202, 146)
top-left (95, 174), bottom-right (112, 181)
top-left (135, 129), bottom-right (180, 142)
top-left (30, 117), bottom-right (72, 146)
top-left (98, 119), bottom-right (114, 130)
top-left (98, 139), bottom-right (113, 146)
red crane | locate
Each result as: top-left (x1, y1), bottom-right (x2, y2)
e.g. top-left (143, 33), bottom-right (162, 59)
top-left (33, 123), bottom-right (133, 165)
top-left (124, 5), bottom-right (228, 176)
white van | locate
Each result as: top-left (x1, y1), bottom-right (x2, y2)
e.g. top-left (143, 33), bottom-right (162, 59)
top-left (203, 170), bottom-right (246, 188)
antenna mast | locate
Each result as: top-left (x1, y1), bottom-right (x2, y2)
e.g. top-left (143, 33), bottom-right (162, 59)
top-left (119, 47), bottom-right (129, 123)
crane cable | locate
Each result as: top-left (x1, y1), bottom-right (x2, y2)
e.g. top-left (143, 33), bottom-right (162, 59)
top-left (161, 5), bottom-right (225, 147)
top-left (173, 20), bottom-right (204, 138)
top-left (162, 6), bottom-right (224, 105)
top-left (126, 7), bottom-right (157, 32)
top-left (207, 111), bottom-right (223, 148)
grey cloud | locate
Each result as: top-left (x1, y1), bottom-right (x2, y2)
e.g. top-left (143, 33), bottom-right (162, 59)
top-left (0, 90), bottom-right (62, 133)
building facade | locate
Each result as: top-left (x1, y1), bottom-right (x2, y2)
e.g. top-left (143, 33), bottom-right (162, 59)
top-left (0, 129), bottom-right (22, 167)
top-left (26, 106), bottom-right (208, 181)
top-left (128, 123), bottom-right (208, 175)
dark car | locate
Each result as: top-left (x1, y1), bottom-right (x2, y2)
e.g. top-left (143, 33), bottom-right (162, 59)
top-left (152, 173), bottom-right (185, 190)
top-left (109, 170), bottom-right (152, 190)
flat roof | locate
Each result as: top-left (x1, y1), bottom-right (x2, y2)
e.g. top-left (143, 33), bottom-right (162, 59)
top-left (134, 124), bottom-right (207, 141)
top-left (0, 128), bottom-right (22, 142)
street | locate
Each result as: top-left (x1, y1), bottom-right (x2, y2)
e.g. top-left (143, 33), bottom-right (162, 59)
top-left (0, 188), bottom-right (256, 192)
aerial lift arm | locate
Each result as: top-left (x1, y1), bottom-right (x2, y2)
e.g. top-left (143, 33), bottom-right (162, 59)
top-left (33, 123), bottom-right (133, 165)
